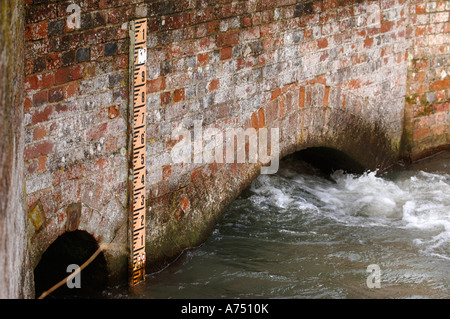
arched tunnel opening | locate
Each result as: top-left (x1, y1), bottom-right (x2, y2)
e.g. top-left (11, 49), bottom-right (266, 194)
top-left (34, 230), bottom-right (108, 299)
top-left (283, 147), bottom-right (366, 177)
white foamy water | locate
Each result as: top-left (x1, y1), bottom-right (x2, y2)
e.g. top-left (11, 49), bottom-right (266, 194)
top-left (105, 152), bottom-right (450, 299)
top-left (320, 170), bottom-right (449, 260)
top-left (255, 161), bottom-right (450, 262)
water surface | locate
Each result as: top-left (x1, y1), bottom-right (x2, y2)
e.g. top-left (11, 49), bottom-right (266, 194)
top-left (105, 151), bottom-right (450, 299)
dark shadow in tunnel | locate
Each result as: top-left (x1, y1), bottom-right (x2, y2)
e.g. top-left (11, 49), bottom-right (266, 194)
top-left (285, 147), bottom-right (366, 177)
top-left (34, 230), bottom-right (108, 299)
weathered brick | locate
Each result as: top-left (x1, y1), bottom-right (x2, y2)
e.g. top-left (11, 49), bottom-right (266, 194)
top-left (271, 87), bottom-right (281, 100)
top-left (114, 55), bottom-right (128, 69)
top-left (148, 77), bottom-right (166, 93)
top-left (46, 52), bottom-right (63, 71)
top-left (41, 73), bottom-right (55, 89)
top-left (416, 3), bottom-right (427, 14)
top-left (24, 73), bottom-right (54, 91)
top-left (47, 19), bottom-right (63, 36)
top-left (85, 123), bottom-right (108, 142)
top-left (279, 95), bottom-right (286, 117)
top-left (216, 31), bottom-right (239, 47)
top-left (166, 12), bottom-right (191, 30)
top-left (208, 78), bottom-right (220, 92)
top-left (31, 105), bottom-right (53, 127)
top-left (323, 86), bottom-right (330, 106)
top-left (299, 86), bottom-right (305, 108)
top-left (239, 26), bottom-right (260, 42)
top-left (62, 51), bottom-right (76, 67)
top-left (104, 42), bottom-right (118, 56)
top-left (317, 38), bottom-right (328, 49)
top-left (197, 52), bottom-right (209, 66)
top-left (173, 88), bottom-right (185, 102)
top-left (54, 67), bottom-right (70, 85)
top-left (33, 125), bottom-right (47, 142)
top-left (33, 57), bottom-right (46, 74)
top-left (55, 65), bottom-right (83, 85)
top-left (243, 15), bottom-right (252, 28)
top-left (107, 73), bottom-right (121, 89)
top-left (258, 108), bottom-right (265, 128)
top-left (24, 140), bottom-right (54, 161)
top-left (108, 105), bottom-right (120, 119)
top-left (251, 111), bottom-right (258, 130)
top-left (165, 101), bottom-right (188, 120)
top-left (162, 165), bottom-right (172, 180)
top-left (32, 91), bottom-right (48, 107)
top-left (48, 87), bottom-right (64, 103)
top-left (434, 102), bottom-right (450, 113)
top-left (24, 97), bottom-right (33, 113)
top-left (220, 46), bottom-right (233, 60)
top-left (380, 21), bottom-right (395, 33)
top-left (160, 91), bottom-right (171, 105)
top-left (25, 21), bottom-right (48, 41)
top-left (430, 78), bottom-right (450, 91)
top-left (364, 37), bottom-right (374, 48)
top-left (431, 124), bottom-right (446, 135)
top-left (92, 11), bottom-right (108, 28)
top-left (24, 75), bottom-right (39, 91)
top-left (63, 82), bottom-right (78, 100)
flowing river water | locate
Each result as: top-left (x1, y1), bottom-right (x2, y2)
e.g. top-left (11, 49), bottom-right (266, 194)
top-left (104, 151), bottom-right (450, 299)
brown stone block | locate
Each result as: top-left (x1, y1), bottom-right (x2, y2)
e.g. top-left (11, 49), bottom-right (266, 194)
top-left (66, 203), bottom-right (82, 232)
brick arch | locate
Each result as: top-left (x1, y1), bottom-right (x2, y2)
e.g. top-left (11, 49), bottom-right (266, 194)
top-left (28, 194), bottom-right (127, 283)
top-left (24, 0), bottom-right (406, 275)
top-left (33, 229), bottom-right (108, 298)
top-left (144, 77), bottom-right (400, 271)
top-left (17, 0), bottom-right (449, 288)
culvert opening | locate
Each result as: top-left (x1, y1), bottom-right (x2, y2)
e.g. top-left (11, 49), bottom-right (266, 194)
top-left (34, 230), bottom-right (108, 299)
top-left (284, 147), bottom-right (366, 177)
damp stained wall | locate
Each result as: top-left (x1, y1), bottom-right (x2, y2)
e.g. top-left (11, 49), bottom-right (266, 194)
top-left (0, 0), bottom-right (448, 298)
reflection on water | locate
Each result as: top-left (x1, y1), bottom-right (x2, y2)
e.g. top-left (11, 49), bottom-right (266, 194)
top-left (104, 151), bottom-right (450, 299)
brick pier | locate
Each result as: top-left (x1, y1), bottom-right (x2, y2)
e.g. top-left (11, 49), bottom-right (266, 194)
top-left (0, 0), bottom-right (448, 297)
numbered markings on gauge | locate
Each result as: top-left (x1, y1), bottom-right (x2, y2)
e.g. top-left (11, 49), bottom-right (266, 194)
top-left (130, 18), bottom-right (147, 286)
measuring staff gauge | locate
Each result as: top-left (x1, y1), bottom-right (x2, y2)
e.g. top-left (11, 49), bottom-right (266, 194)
top-left (129, 18), bottom-right (147, 286)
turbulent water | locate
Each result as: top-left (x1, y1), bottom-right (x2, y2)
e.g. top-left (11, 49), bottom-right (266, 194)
top-left (105, 151), bottom-right (450, 299)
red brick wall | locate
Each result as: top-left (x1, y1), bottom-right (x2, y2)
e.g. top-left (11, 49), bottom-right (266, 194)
top-left (406, 0), bottom-right (450, 159)
top-left (142, 0), bottom-right (412, 268)
top-left (23, 0), bottom-right (146, 281)
top-left (19, 0), bottom-right (449, 283)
